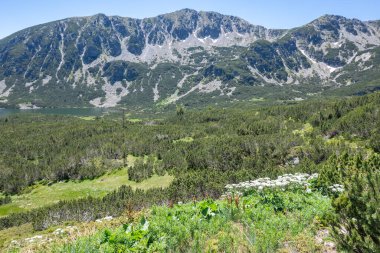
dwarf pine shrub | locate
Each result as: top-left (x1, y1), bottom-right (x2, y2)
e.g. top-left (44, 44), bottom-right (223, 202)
top-left (320, 153), bottom-right (380, 252)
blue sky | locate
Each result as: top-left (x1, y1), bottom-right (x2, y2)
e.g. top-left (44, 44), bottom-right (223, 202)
top-left (1, 0), bottom-right (379, 39)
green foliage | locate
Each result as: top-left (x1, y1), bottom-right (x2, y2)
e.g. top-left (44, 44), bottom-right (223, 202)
top-left (258, 191), bottom-right (285, 212)
top-left (0, 115), bottom-right (126, 194)
top-left (199, 199), bottom-right (220, 220)
top-left (0, 196), bottom-right (11, 206)
top-left (55, 189), bottom-right (331, 253)
top-left (319, 153), bottom-right (380, 252)
top-left (175, 104), bottom-right (184, 119)
top-left (1, 92), bottom-right (380, 239)
top-left (0, 168), bottom-right (172, 217)
top-left (0, 185), bottom-right (168, 231)
top-left (369, 128), bottom-right (380, 152)
top-left (127, 158), bottom-right (154, 182)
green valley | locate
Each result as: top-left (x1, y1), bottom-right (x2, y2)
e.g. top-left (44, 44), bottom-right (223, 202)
top-left (0, 92), bottom-right (379, 252)
top-left (0, 166), bottom-right (173, 217)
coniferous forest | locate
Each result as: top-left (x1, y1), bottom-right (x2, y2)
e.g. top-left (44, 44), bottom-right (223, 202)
top-left (0, 93), bottom-right (379, 252)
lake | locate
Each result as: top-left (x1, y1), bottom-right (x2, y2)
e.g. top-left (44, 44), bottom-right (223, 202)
top-left (0, 108), bottom-right (117, 117)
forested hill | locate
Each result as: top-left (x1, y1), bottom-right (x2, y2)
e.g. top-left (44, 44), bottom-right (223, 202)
top-left (1, 9), bottom-right (380, 108)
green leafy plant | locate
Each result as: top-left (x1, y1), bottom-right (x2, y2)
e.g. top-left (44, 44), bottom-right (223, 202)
top-left (198, 199), bottom-right (219, 220)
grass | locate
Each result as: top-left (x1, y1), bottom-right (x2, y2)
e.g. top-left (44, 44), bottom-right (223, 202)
top-left (0, 155), bottom-right (173, 217)
top-left (1, 173), bottom-right (338, 253)
top-left (0, 223), bottom-right (35, 250)
top-left (76, 116), bottom-right (97, 120)
top-left (49, 189), bottom-right (333, 253)
top-left (249, 97), bottom-right (265, 102)
top-left (0, 215), bottom-right (136, 252)
top-left (173, 136), bottom-right (194, 143)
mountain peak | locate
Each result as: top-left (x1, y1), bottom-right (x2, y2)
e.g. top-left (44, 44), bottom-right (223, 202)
top-left (173, 8), bottom-right (198, 14)
top-left (308, 14), bottom-right (348, 26)
top-left (93, 13), bottom-right (108, 17)
top-left (0, 10), bottom-right (380, 108)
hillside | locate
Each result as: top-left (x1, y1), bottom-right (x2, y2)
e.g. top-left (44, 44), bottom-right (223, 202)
top-left (0, 93), bottom-right (379, 252)
top-left (1, 10), bottom-right (380, 108)
top-left (11, 177), bottom-right (336, 252)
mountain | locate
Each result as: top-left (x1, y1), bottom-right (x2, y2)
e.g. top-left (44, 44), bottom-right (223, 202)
top-left (0, 9), bottom-right (380, 108)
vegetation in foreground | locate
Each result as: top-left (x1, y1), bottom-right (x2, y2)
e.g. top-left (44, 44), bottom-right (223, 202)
top-left (34, 154), bottom-right (380, 252)
top-left (54, 186), bottom-right (332, 252)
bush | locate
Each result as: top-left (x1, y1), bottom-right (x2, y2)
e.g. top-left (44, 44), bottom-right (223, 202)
top-left (0, 195), bottom-right (11, 205)
top-left (128, 158), bottom-right (154, 182)
top-left (319, 153), bottom-right (380, 252)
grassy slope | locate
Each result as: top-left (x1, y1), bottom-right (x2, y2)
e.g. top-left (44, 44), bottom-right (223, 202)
top-left (0, 155), bottom-right (173, 217)
top-left (44, 190), bottom-right (333, 253)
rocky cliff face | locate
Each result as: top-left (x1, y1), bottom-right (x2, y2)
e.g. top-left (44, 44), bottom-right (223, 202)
top-left (0, 9), bottom-right (380, 108)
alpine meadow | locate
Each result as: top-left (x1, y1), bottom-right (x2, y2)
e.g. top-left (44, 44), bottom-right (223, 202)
top-left (0, 2), bottom-right (379, 252)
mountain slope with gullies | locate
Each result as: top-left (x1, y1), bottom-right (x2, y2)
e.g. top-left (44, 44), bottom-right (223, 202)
top-left (1, 9), bottom-right (380, 108)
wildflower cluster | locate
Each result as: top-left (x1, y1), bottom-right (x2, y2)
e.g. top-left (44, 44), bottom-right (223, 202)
top-left (328, 184), bottom-right (344, 193)
top-left (10, 234), bottom-right (53, 248)
top-left (224, 173), bottom-right (319, 194)
top-left (53, 225), bottom-right (78, 235)
top-left (10, 225), bottom-right (79, 250)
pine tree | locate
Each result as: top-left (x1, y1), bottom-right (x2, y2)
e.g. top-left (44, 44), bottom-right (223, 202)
top-left (327, 154), bottom-right (380, 252)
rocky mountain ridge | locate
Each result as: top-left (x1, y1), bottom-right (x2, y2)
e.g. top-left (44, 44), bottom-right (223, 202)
top-left (0, 9), bottom-right (380, 108)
